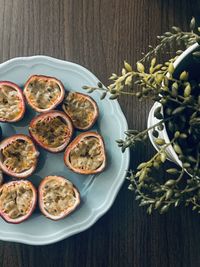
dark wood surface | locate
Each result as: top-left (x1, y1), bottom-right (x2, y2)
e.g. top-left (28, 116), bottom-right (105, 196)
top-left (0, 1), bottom-right (200, 266)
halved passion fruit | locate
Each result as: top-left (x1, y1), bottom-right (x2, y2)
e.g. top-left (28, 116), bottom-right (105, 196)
top-left (0, 180), bottom-right (37, 224)
top-left (64, 132), bottom-right (106, 174)
top-left (0, 134), bottom-right (39, 178)
top-left (24, 75), bottom-right (65, 112)
top-left (0, 81), bottom-right (25, 122)
top-left (29, 111), bottom-right (74, 153)
top-left (39, 176), bottom-right (80, 220)
top-left (62, 92), bottom-right (99, 130)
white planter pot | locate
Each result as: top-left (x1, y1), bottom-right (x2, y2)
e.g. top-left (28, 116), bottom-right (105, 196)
top-left (147, 43), bottom-right (199, 173)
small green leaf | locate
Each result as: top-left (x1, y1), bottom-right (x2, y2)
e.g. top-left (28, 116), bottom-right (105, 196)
top-left (190, 17), bottom-right (196, 31)
top-left (125, 75), bottom-right (132, 86)
top-left (193, 51), bottom-right (200, 58)
top-left (124, 61), bottom-right (132, 72)
top-left (184, 84), bottom-right (191, 97)
top-left (137, 162), bottom-right (147, 170)
top-left (166, 168), bottom-right (179, 174)
top-left (165, 189), bottom-right (173, 200)
top-left (160, 152), bottom-right (167, 163)
top-left (172, 106), bottom-right (185, 115)
top-left (155, 138), bottom-right (165, 145)
top-left (173, 143), bottom-right (183, 155)
top-left (164, 179), bottom-right (177, 186)
top-left (174, 131), bottom-right (180, 138)
top-left (151, 58), bottom-right (156, 67)
top-left (160, 204), bottom-right (170, 214)
top-left (136, 62), bottom-right (145, 73)
top-left (179, 71), bottom-right (189, 81)
top-left (168, 63), bottom-right (175, 74)
top-left (122, 68), bottom-right (127, 75)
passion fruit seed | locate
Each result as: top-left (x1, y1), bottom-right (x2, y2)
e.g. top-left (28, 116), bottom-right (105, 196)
top-left (0, 85), bottom-right (22, 120)
top-left (2, 140), bottom-right (37, 173)
top-left (69, 137), bottom-right (104, 171)
top-left (31, 117), bottom-right (70, 148)
top-left (27, 78), bottom-right (61, 109)
top-left (63, 92), bottom-right (96, 129)
top-left (0, 183), bottom-right (33, 219)
top-left (42, 179), bottom-right (77, 216)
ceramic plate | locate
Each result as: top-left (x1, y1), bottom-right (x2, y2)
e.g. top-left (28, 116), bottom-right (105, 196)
top-left (0, 56), bottom-right (130, 245)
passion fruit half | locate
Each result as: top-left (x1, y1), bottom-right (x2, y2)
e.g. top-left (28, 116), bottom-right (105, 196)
top-left (24, 75), bottom-right (65, 112)
top-left (39, 176), bottom-right (80, 220)
top-left (0, 134), bottom-right (39, 178)
top-left (0, 81), bottom-right (25, 122)
top-left (62, 92), bottom-right (99, 130)
top-left (0, 180), bottom-right (37, 224)
top-left (64, 132), bottom-right (106, 174)
top-left (29, 111), bottom-right (74, 153)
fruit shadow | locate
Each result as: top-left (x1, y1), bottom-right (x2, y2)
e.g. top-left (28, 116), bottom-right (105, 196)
top-left (34, 147), bottom-right (48, 173)
top-left (12, 104), bottom-right (36, 130)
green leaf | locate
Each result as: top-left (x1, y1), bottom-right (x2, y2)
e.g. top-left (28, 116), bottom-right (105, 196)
top-left (160, 204), bottom-right (170, 214)
top-left (193, 51), bottom-right (200, 58)
top-left (190, 17), bottom-right (196, 31)
top-left (166, 168), bottom-right (179, 174)
top-left (136, 62), bottom-right (145, 73)
top-left (165, 189), bottom-right (173, 200)
top-left (160, 152), bottom-right (167, 163)
top-left (172, 106), bottom-right (185, 115)
top-left (179, 71), bottom-right (189, 81)
top-left (164, 180), bottom-right (177, 186)
top-left (155, 138), bottom-right (165, 145)
top-left (124, 61), bottom-right (132, 72)
top-left (173, 143), bottom-right (183, 155)
top-left (184, 84), bottom-right (191, 97)
top-left (125, 75), bottom-right (132, 86)
top-left (168, 63), bottom-right (175, 74)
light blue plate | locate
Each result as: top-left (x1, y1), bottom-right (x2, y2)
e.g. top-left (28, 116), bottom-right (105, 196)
top-left (0, 56), bottom-right (130, 245)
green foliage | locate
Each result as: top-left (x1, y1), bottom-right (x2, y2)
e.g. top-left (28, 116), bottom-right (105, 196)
top-left (82, 17), bottom-right (200, 214)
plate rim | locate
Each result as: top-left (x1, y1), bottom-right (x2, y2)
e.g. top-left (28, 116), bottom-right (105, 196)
top-left (0, 55), bottom-right (130, 245)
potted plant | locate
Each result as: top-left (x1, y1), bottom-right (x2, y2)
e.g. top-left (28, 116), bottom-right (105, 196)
top-left (83, 18), bottom-right (200, 214)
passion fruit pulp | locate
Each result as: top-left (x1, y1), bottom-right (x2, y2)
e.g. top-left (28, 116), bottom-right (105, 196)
top-left (0, 180), bottom-right (37, 224)
top-left (39, 176), bottom-right (80, 220)
top-left (0, 134), bottom-right (39, 178)
top-left (24, 75), bottom-right (65, 112)
top-left (62, 92), bottom-right (99, 130)
top-left (0, 81), bottom-right (25, 122)
top-left (29, 110), bottom-right (74, 153)
top-left (64, 132), bottom-right (106, 174)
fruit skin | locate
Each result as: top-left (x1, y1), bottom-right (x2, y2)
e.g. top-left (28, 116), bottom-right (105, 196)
top-left (62, 92), bottom-right (99, 130)
top-left (0, 134), bottom-right (39, 179)
top-left (29, 110), bottom-right (74, 153)
top-left (38, 175), bottom-right (80, 221)
top-left (64, 131), bottom-right (106, 175)
top-left (23, 75), bottom-right (65, 112)
top-left (0, 81), bottom-right (25, 122)
top-left (0, 180), bottom-right (37, 224)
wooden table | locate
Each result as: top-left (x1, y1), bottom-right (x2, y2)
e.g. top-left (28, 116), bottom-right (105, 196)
top-left (0, 1), bottom-right (200, 266)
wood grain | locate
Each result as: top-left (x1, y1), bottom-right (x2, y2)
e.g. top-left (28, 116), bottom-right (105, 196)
top-left (0, 1), bottom-right (200, 266)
